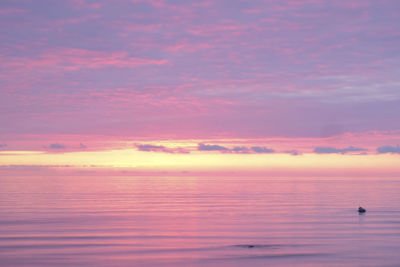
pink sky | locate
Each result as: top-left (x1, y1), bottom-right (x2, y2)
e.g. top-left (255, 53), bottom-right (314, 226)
top-left (1, 0), bottom-right (400, 171)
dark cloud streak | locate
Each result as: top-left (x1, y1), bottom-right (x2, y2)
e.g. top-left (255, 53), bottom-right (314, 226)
top-left (135, 144), bottom-right (189, 154)
top-left (377, 145), bottom-right (400, 154)
top-left (314, 146), bottom-right (367, 154)
top-left (251, 146), bottom-right (275, 153)
top-left (136, 144), bottom-right (168, 152)
top-left (49, 143), bottom-right (66, 149)
top-left (284, 150), bottom-right (299, 156)
top-left (198, 143), bottom-right (229, 151)
top-left (232, 146), bottom-right (250, 153)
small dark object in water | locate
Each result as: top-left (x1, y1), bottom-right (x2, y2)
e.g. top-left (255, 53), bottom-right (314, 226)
top-left (248, 245), bottom-right (254, 248)
top-left (358, 207), bottom-right (366, 213)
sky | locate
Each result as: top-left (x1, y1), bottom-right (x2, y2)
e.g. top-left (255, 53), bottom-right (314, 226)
top-left (1, 0), bottom-right (400, 174)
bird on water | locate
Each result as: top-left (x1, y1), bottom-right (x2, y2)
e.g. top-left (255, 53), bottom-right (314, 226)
top-left (358, 207), bottom-right (366, 213)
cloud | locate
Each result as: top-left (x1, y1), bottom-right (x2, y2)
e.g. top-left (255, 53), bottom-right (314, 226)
top-left (377, 145), bottom-right (400, 154)
top-left (251, 146), bottom-right (275, 153)
top-left (80, 143), bottom-right (87, 149)
top-left (49, 143), bottom-right (66, 149)
top-left (136, 144), bottom-right (167, 152)
top-left (135, 143), bottom-right (190, 153)
top-left (198, 143), bottom-right (229, 151)
top-left (198, 144), bottom-right (275, 153)
top-left (285, 150), bottom-right (300, 156)
top-left (0, 144), bottom-right (7, 149)
top-left (174, 147), bottom-right (190, 154)
top-left (232, 146), bottom-right (250, 153)
top-left (314, 146), bottom-right (367, 154)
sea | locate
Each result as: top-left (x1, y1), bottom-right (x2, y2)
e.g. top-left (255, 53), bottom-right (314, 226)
top-left (1, 172), bottom-right (400, 266)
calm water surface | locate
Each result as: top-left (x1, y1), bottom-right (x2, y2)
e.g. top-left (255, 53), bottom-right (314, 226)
top-left (1, 174), bottom-right (400, 266)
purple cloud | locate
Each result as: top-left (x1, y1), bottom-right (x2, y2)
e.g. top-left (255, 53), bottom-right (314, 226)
top-left (314, 146), bottom-right (367, 154)
top-left (285, 150), bottom-right (300, 156)
top-left (135, 144), bottom-right (189, 153)
top-left (0, 143), bottom-right (7, 149)
top-left (377, 145), bottom-right (400, 154)
top-left (251, 146), bottom-right (275, 153)
top-left (232, 146), bottom-right (250, 153)
top-left (136, 144), bottom-right (167, 152)
top-left (49, 143), bottom-right (66, 149)
top-left (198, 143), bottom-right (229, 151)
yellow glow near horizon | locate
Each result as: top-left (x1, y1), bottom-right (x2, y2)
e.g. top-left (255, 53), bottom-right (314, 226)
top-left (0, 148), bottom-right (399, 174)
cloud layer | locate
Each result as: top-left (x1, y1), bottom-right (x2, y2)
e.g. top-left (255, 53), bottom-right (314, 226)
top-left (0, 0), bottom-right (399, 146)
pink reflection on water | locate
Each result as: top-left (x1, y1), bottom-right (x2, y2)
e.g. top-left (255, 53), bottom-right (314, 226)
top-left (1, 170), bottom-right (400, 266)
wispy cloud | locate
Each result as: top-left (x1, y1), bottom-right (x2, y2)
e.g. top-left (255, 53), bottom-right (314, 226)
top-left (6, 49), bottom-right (168, 72)
top-left (135, 144), bottom-right (189, 154)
